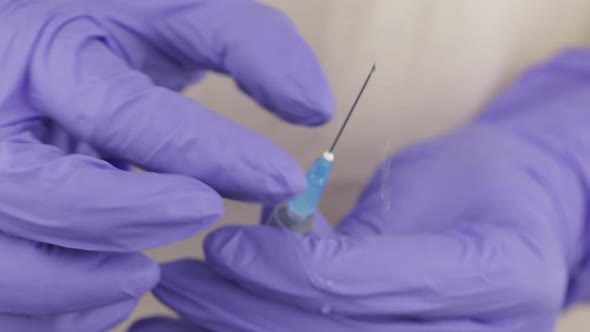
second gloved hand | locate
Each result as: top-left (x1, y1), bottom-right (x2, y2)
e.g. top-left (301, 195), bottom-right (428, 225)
top-left (131, 49), bottom-right (590, 332)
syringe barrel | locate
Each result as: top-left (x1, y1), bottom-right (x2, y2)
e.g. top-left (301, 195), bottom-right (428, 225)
top-left (265, 202), bottom-right (315, 234)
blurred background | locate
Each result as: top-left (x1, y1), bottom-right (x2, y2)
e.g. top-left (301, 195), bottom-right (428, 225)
top-left (117, 0), bottom-right (590, 330)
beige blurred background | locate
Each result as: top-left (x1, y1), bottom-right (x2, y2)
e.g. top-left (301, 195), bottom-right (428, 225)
top-left (116, 0), bottom-right (590, 331)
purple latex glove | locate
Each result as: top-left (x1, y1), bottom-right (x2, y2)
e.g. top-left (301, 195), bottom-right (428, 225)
top-left (131, 49), bottom-right (590, 332)
top-left (0, 0), bottom-right (333, 331)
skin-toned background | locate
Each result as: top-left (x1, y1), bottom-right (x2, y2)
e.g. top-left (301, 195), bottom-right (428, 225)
top-left (116, 1), bottom-right (590, 330)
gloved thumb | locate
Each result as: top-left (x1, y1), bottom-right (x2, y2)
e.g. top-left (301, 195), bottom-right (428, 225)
top-left (204, 223), bottom-right (566, 319)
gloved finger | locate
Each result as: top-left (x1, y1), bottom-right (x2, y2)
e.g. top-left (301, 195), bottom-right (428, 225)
top-left (152, 259), bottom-right (377, 332)
top-left (0, 137), bottom-right (221, 251)
top-left (30, 22), bottom-right (305, 204)
top-left (1, 299), bottom-right (137, 332)
top-left (99, 0), bottom-right (335, 125)
top-left (148, 260), bottom-right (502, 332)
top-left (0, 232), bottom-right (157, 315)
top-left (129, 317), bottom-right (206, 332)
top-left (204, 224), bottom-right (566, 319)
top-left (34, 120), bottom-right (129, 169)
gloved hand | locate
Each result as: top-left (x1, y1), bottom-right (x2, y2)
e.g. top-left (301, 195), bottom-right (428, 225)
top-left (130, 49), bottom-right (590, 332)
top-left (0, 0), bottom-right (333, 331)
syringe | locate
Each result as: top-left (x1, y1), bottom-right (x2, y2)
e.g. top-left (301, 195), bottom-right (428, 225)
top-left (266, 64), bottom-right (376, 234)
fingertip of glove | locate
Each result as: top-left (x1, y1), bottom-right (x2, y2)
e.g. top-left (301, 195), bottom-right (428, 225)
top-left (203, 226), bottom-right (251, 272)
top-left (173, 177), bottom-right (225, 219)
top-left (140, 178), bottom-right (224, 248)
top-left (204, 226), bottom-right (242, 255)
top-left (189, 184), bottom-right (225, 226)
top-left (122, 255), bottom-right (160, 298)
top-left (235, 149), bottom-right (306, 204)
top-left (223, 1), bottom-right (336, 128)
top-left (272, 155), bottom-right (307, 200)
top-left (257, 60), bottom-right (336, 128)
top-left (278, 96), bottom-right (335, 127)
top-left (288, 63), bottom-right (337, 127)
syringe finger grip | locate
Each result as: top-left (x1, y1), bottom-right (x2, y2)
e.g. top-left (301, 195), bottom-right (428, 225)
top-left (266, 203), bottom-right (315, 235)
